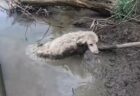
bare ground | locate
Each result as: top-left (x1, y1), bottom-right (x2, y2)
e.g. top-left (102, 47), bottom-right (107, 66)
top-left (83, 22), bottom-right (140, 96)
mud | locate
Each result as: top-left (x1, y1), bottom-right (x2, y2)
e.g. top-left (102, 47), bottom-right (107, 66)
top-left (86, 22), bottom-right (140, 96)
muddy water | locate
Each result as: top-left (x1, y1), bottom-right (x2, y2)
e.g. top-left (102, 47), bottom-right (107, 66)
top-left (0, 5), bottom-right (99, 96)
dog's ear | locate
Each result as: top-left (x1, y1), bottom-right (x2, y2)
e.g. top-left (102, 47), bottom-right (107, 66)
top-left (76, 38), bottom-right (87, 45)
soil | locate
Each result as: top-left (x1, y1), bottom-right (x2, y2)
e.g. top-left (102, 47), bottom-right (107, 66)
top-left (84, 22), bottom-right (140, 96)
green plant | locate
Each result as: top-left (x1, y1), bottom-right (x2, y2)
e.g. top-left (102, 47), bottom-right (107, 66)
top-left (115, 0), bottom-right (137, 20)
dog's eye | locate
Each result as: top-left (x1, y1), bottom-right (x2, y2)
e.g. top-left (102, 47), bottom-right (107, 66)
top-left (89, 44), bottom-right (93, 46)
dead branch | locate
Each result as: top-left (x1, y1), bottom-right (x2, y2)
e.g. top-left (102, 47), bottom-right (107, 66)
top-left (99, 42), bottom-right (140, 51)
top-left (19, 0), bottom-right (117, 15)
top-left (36, 25), bottom-right (51, 45)
top-left (25, 25), bottom-right (29, 41)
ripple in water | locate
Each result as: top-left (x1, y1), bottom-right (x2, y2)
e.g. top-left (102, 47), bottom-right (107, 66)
top-left (26, 44), bottom-right (94, 96)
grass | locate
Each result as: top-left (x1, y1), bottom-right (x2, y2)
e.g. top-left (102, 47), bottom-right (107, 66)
top-left (114, 0), bottom-right (137, 20)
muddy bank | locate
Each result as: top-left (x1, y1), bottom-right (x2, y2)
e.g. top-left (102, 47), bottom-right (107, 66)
top-left (83, 22), bottom-right (140, 96)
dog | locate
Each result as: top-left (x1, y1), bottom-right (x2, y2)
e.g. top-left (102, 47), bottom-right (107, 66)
top-left (36, 31), bottom-right (98, 59)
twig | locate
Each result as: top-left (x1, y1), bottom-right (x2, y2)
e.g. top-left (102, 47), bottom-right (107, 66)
top-left (36, 8), bottom-right (41, 15)
top-left (0, 5), bottom-right (8, 11)
top-left (16, 4), bottom-right (32, 16)
top-left (90, 19), bottom-right (98, 31)
top-left (43, 9), bottom-right (49, 16)
top-left (37, 25), bottom-right (51, 45)
top-left (25, 25), bottom-right (29, 41)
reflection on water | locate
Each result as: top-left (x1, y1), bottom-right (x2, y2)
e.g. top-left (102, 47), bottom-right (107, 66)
top-left (0, 7), bottom-right (95, 96)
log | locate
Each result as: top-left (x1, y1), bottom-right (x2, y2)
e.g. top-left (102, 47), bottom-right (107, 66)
top-left (19, 0), bottom-right (118, 15)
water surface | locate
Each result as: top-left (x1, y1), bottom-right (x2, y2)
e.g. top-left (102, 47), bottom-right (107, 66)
top-left (0, 8), bottom-right (94, 96)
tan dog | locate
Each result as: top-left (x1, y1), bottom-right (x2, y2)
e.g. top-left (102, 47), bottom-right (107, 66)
top-left (37, 31), bottom-right (98, 59)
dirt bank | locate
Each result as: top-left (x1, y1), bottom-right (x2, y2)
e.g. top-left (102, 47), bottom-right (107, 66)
top-left (83, 22), bottom-right (140, 96)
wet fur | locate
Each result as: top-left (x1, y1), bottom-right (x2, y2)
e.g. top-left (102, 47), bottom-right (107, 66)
top-left (37, 31), bottom-right (98, 59)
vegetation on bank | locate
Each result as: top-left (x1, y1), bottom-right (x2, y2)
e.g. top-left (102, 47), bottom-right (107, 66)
top-left (115, 0), bottom-right (138, 20)
top-left (1, 0), bottom-right (139, 24)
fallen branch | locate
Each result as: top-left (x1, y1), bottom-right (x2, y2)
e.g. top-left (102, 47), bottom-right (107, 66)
top-left (19, 0), bottom-right (117, 15)
top-left (99, 42), bottom-right (140, 51)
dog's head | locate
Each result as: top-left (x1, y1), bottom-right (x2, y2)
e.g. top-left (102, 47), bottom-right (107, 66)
top-left (86, 32), bottom-right (98, 54)
top-left (77, 32), bottom-right (99, 54)
top-left (87, 39), bottom-right (98, 54)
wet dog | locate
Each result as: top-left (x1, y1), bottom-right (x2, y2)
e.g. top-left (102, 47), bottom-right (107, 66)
top-left (37, 31), bottom-right (98, 59)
